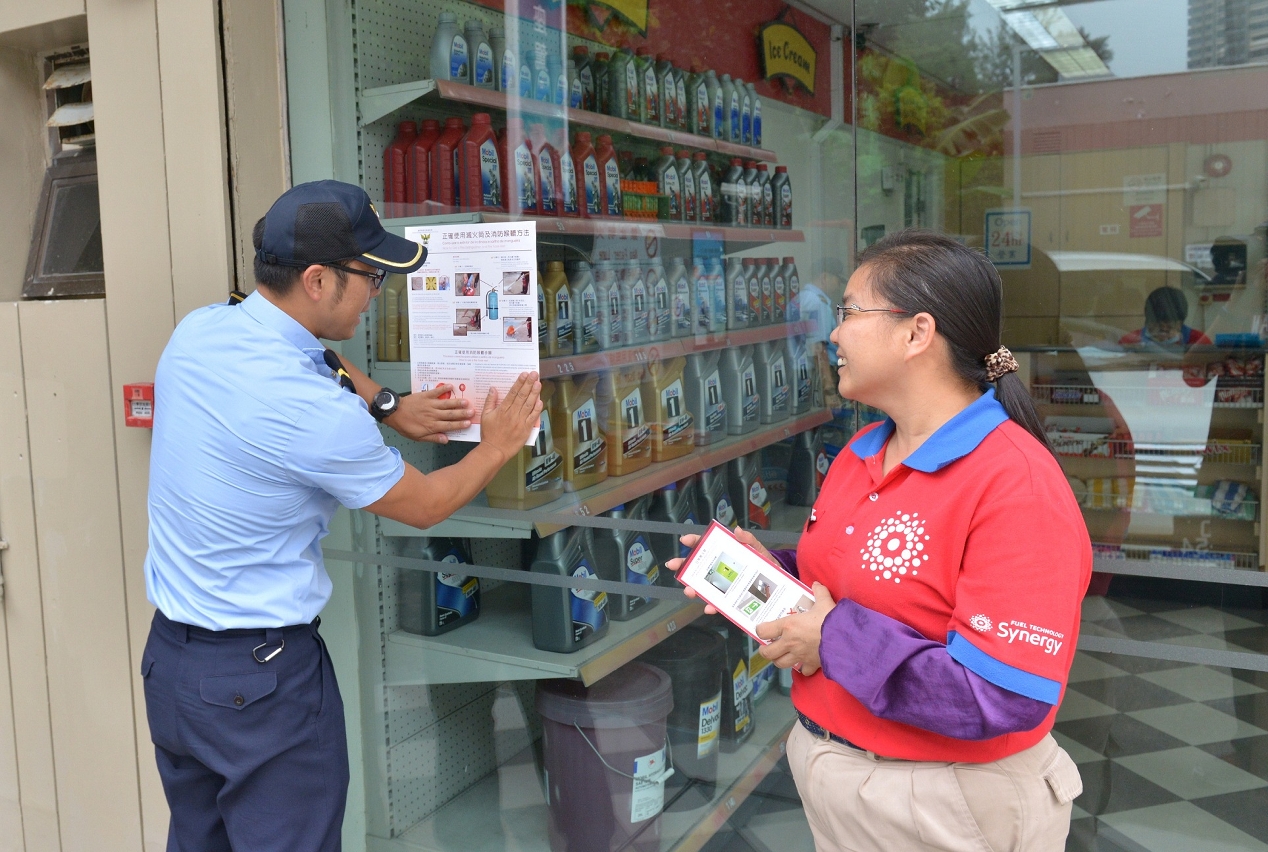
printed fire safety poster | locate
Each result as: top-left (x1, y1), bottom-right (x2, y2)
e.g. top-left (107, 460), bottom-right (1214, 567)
top-left (404, 221), bottom-right (540, 443)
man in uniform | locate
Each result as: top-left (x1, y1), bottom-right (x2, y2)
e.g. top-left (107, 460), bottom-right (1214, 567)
top-left (140, 181), bottom-right (542, 850)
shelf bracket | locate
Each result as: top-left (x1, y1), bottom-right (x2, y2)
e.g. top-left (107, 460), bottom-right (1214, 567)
top-left (360, 80), bottom-right (437, 126)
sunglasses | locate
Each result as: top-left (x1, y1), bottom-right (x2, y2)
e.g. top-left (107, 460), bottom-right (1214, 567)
top-left (326, 263), bottom-right (387, 291)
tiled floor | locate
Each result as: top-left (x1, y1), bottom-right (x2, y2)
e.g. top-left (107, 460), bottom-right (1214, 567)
top-left (708, 595), bottom-right (1268, 851)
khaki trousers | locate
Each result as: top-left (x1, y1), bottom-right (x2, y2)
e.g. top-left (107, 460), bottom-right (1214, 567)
top-left (786, 721), bottom-right (1083, 852)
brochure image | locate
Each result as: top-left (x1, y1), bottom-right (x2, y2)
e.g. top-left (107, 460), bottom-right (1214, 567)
top-left (677, 522), bottom-right (815, 641)
top-left (404, 222), bottom-right (540, 443)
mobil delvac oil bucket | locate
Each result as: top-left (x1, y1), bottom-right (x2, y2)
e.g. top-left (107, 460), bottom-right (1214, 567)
top-left (636, 626), bottom-right (725, 794)
top-left (537, 662), bottom-right (674, 852)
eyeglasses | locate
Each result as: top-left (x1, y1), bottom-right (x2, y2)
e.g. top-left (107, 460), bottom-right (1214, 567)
top-left (835, 303), bottom-right (909, 324)
top-left (325, 263), bottom-right (387, 291)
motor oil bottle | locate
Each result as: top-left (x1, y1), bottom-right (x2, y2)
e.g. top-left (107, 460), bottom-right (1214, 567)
top-left (533, 43), bottom-right (551, 102)
top-left (593, 260), bottom-right (623, 349)
top-left (742, 258), bottom-right (762, 326)
top-left (592, 498), bottom-right (659, 621)
top-left (384, 121), bottom-right (416, 204)
top-left (725, 257), bottom-right (748, 330)
top-left (622, 260), bottom-right (650, 345)
top-left (564, 59), bottom-right (581, 108)
top-left (708, 257), bottom-right (728, 334)
top-left (656, 55), bottom-right (676, 128)
top-left (788, 428), bottom-right (830, 506)
top-left (697, 615), bottom-right (755, 749)
top-left (669, 257), bottom-right (692, 338)
top-left (693, 152), bottom-right (714, 223)
top-left (648, 478), bottom-right (700, 580)
top-left (405, 119), bottom-right (439, 204)
top-left (465, 21), bottom-right (494, 88)
top-left (459, 113), bottom-right (501, 212)
top-left (676, 150), bottom-right (697, 223)
top-left (741, 160), bottom-right (759, 227)
top-left (550, 54), bottom-right (567, 105)
top-left (684, 351), bottom-right (726, 445)
top-left (772, 165), bottom-right (791, 228)
top-left (729, 451), bottom-right (771, 530)
top-left (644, 357), bottom-right (694, 461)
top-left (646, 260), bottom-right (671, 342)
top-left (757, 258), bottom-right (774, 324)
top-left (503, 118), bottom-right (537, 216)
top-left (748, 82), bottom-right (762, 146)
top-left (696, 466), bottom-right (736, 527)
top-left (529, 124), bottom-right (559, 216)
top-left (572, 131), bottom-right (601, 218)
top-left (705, 69), bottom-right (723, 139)
top-left (594, 51), bottom-right (611, 112)
top-left (675, 65), bottom-right (689, 131)
top-left (633, 46), bottom-right (658, 124)
top-left (608, 48), bottom-right (638, 119)
top-left (555, 130), bottom-right (580, 218)
top-left (597, 365), bottom-right (651, 476)
top-left (756, 163), bottom-right (774, 227)
top-left (720, 158), bottom-right (745, 225)
top-left (738, 77), bottom-right (751, 144)
top-left (568, 261), bottom-right (600, 354)
top-left (771, 257), bottom-right (787, 323)
top-left (720, 345), bottom-right (759, 435)
top-left (430, 117), bottom-right (466, 206)
top-left (691, 256), bottom-right (712, 334)
top-left (552, 374), bottom-right (608, 491)
top-left (537, 280), bottom-right (548, 358)
top-left (787, 336), bottom-right (811, 416)
top-left (541, 261), bottom-right (572, 357)
top-left (430, 13), bottom-right (468, 81)
top-left (754, 340), bottom-right (789, 424)
top-left (718, 74), bottom-right (737, 142)
top-left (654, 146), bottom-right (681, 220)
top-left (595, 134), bottom-right (623, 217)
top-left (573, 45), bottom-right (594, 110)
top-left (486, 383), bottom-right (564, 509)
top-left (530, 527), bottom-right (609, 653)
top-left (782, 257), bottom-right (801, 321)
top-left (491, 26), bottom-right (513, 93)
top-left (518, 45), bottom-right (533, 99)
top-left (398, 538), bottom-right (480, 636)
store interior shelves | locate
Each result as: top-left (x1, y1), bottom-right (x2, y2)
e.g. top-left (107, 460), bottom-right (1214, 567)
top-left (378, 208), bottom-right (804, 246)
top-left (386, 582), bottom-right (703, 687)
top-left (1049, 437), bottom-right (1261, 465)
top-left (360, 78), bottom-right (778, 163)
top-left (1032, 383), bottom-right (1264, 409)
top-left (378, 408), bottom-right (832, 539)
top-left (369, 692), bottom-right (797, 852)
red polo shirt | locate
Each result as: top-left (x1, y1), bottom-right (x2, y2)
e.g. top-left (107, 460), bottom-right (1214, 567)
top-left (792, 389), bottom-right (1091, 762)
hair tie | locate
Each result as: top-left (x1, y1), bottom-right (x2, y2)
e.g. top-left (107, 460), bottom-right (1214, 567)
top-left (985, 346), bottom-right (1018, 382)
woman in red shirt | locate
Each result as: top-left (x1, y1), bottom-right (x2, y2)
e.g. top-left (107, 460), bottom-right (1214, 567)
top-left (673, 230), bottom-right (1089, 852)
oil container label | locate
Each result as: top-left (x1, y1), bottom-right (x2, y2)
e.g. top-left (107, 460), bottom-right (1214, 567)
top-left (682, 171), bottom-right (697, 221)
top-left (660, 380), bottom-right (693, 445)
top-left (620, 388), bottom-right (649, 456)
top-left (519, 62), bottom-right (532, 97)
top-left (449, 35), bottom-right (469, 80)
top-left (570, 562), bottom-right (608, 642)
top-left (535, 67), bottom-right (551, 101)
top-left (729, 92), bottom-right (740, 139)
top-left (479, 140), bottom-right (500, 207)
top-left (695, 275), bottom-right (711, 330)
top-left (652, 277), bottom-right (670, 335)
top-left (515, 144), bottom-right (535, 210)
top-left (742, 366), bottom-right (758, 422)
top-left (762, 182), bottom-right (773, 222)
top-left (773, 275), bottom-right (786, 320)
top-left (676, 77), bottom-right (687, 124)
top-left (555, 73), bottom-right (567, 105)
top-left (747, 278), bottom-right (761, 320)
top-left (579, 66), bottom-right (593, 102)
top-left (673, 278), bottom-right (691, 333)
top-left (698, 693), bottom-right (722, 758)
top-left (780, 183), bottom-right (792, 226)
top-left (742, 96), bottom-right (751, 142)
top-left (604, 160), bottom-right (623, 216)
top-left (696, 82), bottom-right (709, 128)
top-left (753, 100), bottom-right (762, 145)
top-left (713, 91), bottom-right (724, 135)
top-left (625, 536), bottom-right (659, 585)
top-left (583, 156), bottom-right (601, 215)
top-left (787, 274), bottom-right (800, 320)
top-left (761, 278), bottom-right (773, 319)
top-left (606, 288), bottom-right (623, 346)
top-left (796, 354), bottom-right (811, 407)
top-left (748, 478), bottom-right (771, 527)
top-left (714, 495), bottom-right (735, 527)
top-left (527, 412), bottom-right (562, 490)
top-left (538, 154), bottom-right (557, 213)
top-left (554, 289), bottom-right (573, 346)
top-left (771, 355), bottom-right (789, 411)
top-left (698, 171), bottom-right (713, 221)
top-left (661, 168), bottom-right (680, 217)
top-left (560, 151), bottom-right (578, 214)
top-left (502, 51), bottom-right (516, 91)
top-left (732, 660), bottom-right (752, 734)
top-left (643, 65), bottom-right (658, 120)
top-left (630, 279), bottom-right (649, 338)
top-left (816, 450), bottom-right (830, 487)
top-left (731, 276), bottom-right (748, 324)
top-left (705, 370), bottom-right (726, 432)
top-left (570, 76), bottom-right (583, 108)
top-left (580, 284), bottom-right (599, 347)
top-left (630, 747), bottom-right (668, 823)
top-left (474, 43), bottom-right (493, 85)
top-left (572, 399), bottom-right (605, 473)
top-left (436, 553), bottom-right (479, 625)
top-left (625, 63), bottom-right (639, 115)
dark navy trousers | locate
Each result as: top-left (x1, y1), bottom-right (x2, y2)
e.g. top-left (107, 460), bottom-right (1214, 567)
top-left (141, 610), bottom-right (349, 852)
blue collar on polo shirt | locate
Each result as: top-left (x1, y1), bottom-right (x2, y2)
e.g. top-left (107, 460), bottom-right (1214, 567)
top-left (238, 290), bottom-right (328, 374)
top-left (848, 388), bottom-right (1009, 472)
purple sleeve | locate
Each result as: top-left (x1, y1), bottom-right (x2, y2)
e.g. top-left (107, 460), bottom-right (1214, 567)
top-left (769, 549), bottom-right (799, 579)
top-left (818, 600), bottom-right (1052, 740)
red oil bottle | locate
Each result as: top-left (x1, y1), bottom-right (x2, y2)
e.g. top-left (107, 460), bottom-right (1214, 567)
top-left (384, 121), bottom-right (417, 204)
top-left (501, 117), bottom-right (538, 216)
top-left (595, 133), bottom-right (623, 218)
top-left (572, 131), bottom-right (600, 219)
top-left (405, 119), bottom-right (440, 204)
top-left (530, 123), bottom-right (560, 217)
top-left (430, 116), bottom-right (467, 208)
top-left (459, 112), bottom-right (502, 212)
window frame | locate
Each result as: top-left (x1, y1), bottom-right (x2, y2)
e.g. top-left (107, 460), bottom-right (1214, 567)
top-left (23, 151), bottom-right (104, 299)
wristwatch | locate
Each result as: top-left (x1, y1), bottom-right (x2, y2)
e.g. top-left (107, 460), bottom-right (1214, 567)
top-left (369, 387), bottom-right (401, 423)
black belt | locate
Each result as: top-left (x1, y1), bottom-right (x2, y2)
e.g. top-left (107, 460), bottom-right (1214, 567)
top-left (798, 712), bottom-right (864, 750)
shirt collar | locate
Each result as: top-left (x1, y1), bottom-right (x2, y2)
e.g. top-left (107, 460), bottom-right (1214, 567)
top-left (848, 388), bottom-right (1009, 473)
top-left (238, 291), bottom-right (328, 371)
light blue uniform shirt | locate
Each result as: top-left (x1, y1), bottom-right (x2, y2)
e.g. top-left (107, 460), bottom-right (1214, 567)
top-left (145, 292), bottom-right (404, 630)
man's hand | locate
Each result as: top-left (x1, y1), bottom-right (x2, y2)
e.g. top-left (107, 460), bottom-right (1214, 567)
top-left (384, 385), bottom-right (474, 443)
top-left (669, 528), bottom-right (778, 616)
top-left (478, 372), bottom-right (543, 463)
top-left (755, 582), bottom-right (836, 676)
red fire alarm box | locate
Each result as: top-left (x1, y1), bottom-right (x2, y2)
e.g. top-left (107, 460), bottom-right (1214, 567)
top-left (124, 383), bottom-right (155, 428)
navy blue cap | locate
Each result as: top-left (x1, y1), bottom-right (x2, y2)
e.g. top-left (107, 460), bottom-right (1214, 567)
top-left (256, 180), bottom-right (426, 274)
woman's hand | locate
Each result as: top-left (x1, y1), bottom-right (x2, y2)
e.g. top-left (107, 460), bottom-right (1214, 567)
top-left (667, 529), bottom-right (779, 616)
top-left (755, 582), bottom-right (836, 676)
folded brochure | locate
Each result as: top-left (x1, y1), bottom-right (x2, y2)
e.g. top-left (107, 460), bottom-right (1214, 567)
top-left (676, 521), bottom-right (815, 643)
